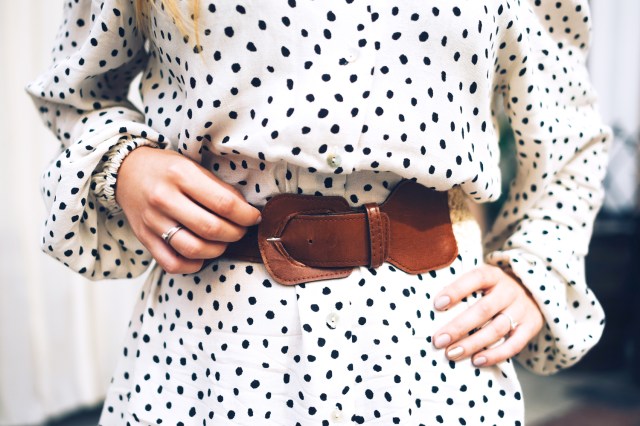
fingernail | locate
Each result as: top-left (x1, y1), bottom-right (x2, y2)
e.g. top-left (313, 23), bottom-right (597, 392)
top-left (434, 334), bottom-right (451, 349)
top-left (255, 214), bottom-right (262, 225)
top-left (447, 346), bottom-right (464, 359)
top-left (473, 356), bottom-right (487, 366)
top-left (434, 296), bottom-right (450, 310)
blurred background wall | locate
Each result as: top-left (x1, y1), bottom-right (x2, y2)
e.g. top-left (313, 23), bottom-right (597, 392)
top-left (0, 1), bottom-right (638, 425)
top-left (0, 3), bottom-right (146, 424)
top-left (579, 0), bottom-right (640, 380)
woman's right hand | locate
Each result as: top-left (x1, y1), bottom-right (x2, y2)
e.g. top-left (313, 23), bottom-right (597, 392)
top-left (116, 146), bottom-right (262, 275)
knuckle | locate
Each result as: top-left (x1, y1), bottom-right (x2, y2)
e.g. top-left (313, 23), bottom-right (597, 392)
top-left (489, 321), bottom-right (508, 340)
top-left (200, 218), bottom-right (222, 240)
top-left (140, 209), bottom-right (155, 227)
top-left (181, 241), bottom-right (203, 259)
top-left (214, 193), bottom-right (236, 216)
top-left (478, 265), bottom-right (498, 284)
top-left (471, 268), bottom-right (486, 286)
top-left (485, 265), bottom-right (502, 281)
top-left (446, 323), bottom-right (465, 339)
top-left (476, 301), bottom-right (495, 319)
top-left (161, 258), bottom-right (184, 275)
top-left (505, 285), bottom-right (519, 301)
top-left (148, 186), bottom-right (169, 208)
top-left (166, 160), bottom-right (192, 180)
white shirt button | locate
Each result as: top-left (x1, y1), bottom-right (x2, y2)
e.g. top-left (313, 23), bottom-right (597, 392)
top-left (326, 312), bottom-right (340, 329)
top-left (331, 408), bottom-right (344, 422)
top-left (327, 154), bottom-right (342, 168)
top-left (346, 50), bottom-right (359, 63)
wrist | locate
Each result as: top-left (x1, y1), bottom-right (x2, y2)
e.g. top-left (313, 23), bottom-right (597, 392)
top-left (93, 137), bottom-right (161, 215)
top-left (119, 144), bottom-right (157, 182)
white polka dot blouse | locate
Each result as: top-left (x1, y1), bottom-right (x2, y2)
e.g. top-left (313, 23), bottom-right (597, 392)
top-left (27, 0), bottom-right (610, 410)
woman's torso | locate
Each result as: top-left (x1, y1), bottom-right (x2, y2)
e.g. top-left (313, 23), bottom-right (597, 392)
top-left (139, 1), bottom-right (517, 205)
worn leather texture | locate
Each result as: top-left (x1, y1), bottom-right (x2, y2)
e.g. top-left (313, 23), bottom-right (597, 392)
top-left (222, 179), bottom-right (458, 285)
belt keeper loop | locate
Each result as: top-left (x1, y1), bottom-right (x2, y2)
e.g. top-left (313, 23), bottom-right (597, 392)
top-left (364, 202), bottom-right (387, 269)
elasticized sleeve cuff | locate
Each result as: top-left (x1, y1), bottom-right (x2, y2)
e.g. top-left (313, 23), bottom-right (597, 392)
top-left (92, 136), bottom-right (161, 215)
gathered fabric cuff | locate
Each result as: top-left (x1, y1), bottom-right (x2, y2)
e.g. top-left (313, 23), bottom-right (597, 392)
top-left (92, 136), bottom-right (161, 215)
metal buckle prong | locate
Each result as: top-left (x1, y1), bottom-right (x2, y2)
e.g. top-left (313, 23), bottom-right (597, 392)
top-left (266, 237), bottom-right (282, 242)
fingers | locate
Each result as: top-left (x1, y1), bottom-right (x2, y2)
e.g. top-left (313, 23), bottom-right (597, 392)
top-left (140, 229), bottom-right (205, 275)
top-left (430, 264), bottom-right (545, 367)
top-left (163, 193), bottom-right (248, 243)
top-left (117, 149), bottom-right (257, 274)
top-left (163, 224), bottom-right (229, 260)
top-left (433, 265), bottom-right (503, 311)
top-left (472, 293), bottom-right (544, 367)
top-left (144, 212), bottom-right (230, 260)
top-left (432, 265), bottom-right (516, 350)
top-left (433, 290), bottom-right (514, 351)
top-left (169, 161), bottom-right (262, 227)
top-left (471, 322), bottom-right (533, 367)
top-left (440, 309), bottom-right (519, 364)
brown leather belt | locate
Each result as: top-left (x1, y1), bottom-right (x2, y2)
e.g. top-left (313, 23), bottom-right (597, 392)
top-left (221, 179), bottom-right (459, 285)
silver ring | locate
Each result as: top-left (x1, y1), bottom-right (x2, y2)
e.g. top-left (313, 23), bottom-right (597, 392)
top-left (161, 225), bottom-right (184, 245)
top-left (496, 312), bottom-right (519, 333)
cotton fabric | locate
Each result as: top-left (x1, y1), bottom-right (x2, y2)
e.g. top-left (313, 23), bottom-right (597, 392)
top-left (103, 177), bottom-right (525, 425)
top-left (27, 0), bottom-right (610, 424)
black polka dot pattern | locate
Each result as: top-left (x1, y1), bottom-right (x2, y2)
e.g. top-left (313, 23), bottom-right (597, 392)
top-left (27, 0), bottom-right (610, 424)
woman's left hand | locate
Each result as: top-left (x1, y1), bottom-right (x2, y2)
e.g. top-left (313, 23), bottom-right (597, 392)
top-left (432, 264), bottom-right (544, 367)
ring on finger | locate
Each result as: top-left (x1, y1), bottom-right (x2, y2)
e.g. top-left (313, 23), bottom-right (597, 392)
top-left (162, 224), bottom-right (184, 246)
top-left (495, 312), bottom-right (518, 333)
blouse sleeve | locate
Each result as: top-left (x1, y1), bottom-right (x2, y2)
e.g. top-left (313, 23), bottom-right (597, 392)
top-left (484, 0), bottom-right (612, 375)
top-left (27, 0), bottom-right (167, 280)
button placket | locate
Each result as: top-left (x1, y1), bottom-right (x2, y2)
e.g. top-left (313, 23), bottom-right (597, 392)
top-left (326, 153), bottom-right (342, 168)
top-left (298, 278), bottom-right (355, 426)
top-left (331, 407), bottom-right (344, 423)
top-left (326, 311), bottom-right (340, 329)
top-left (345, 49), bottom-right (359, 63)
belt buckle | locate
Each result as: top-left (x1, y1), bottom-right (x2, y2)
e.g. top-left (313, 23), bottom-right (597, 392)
top-left (258, 193), bottom-right (355, 285)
